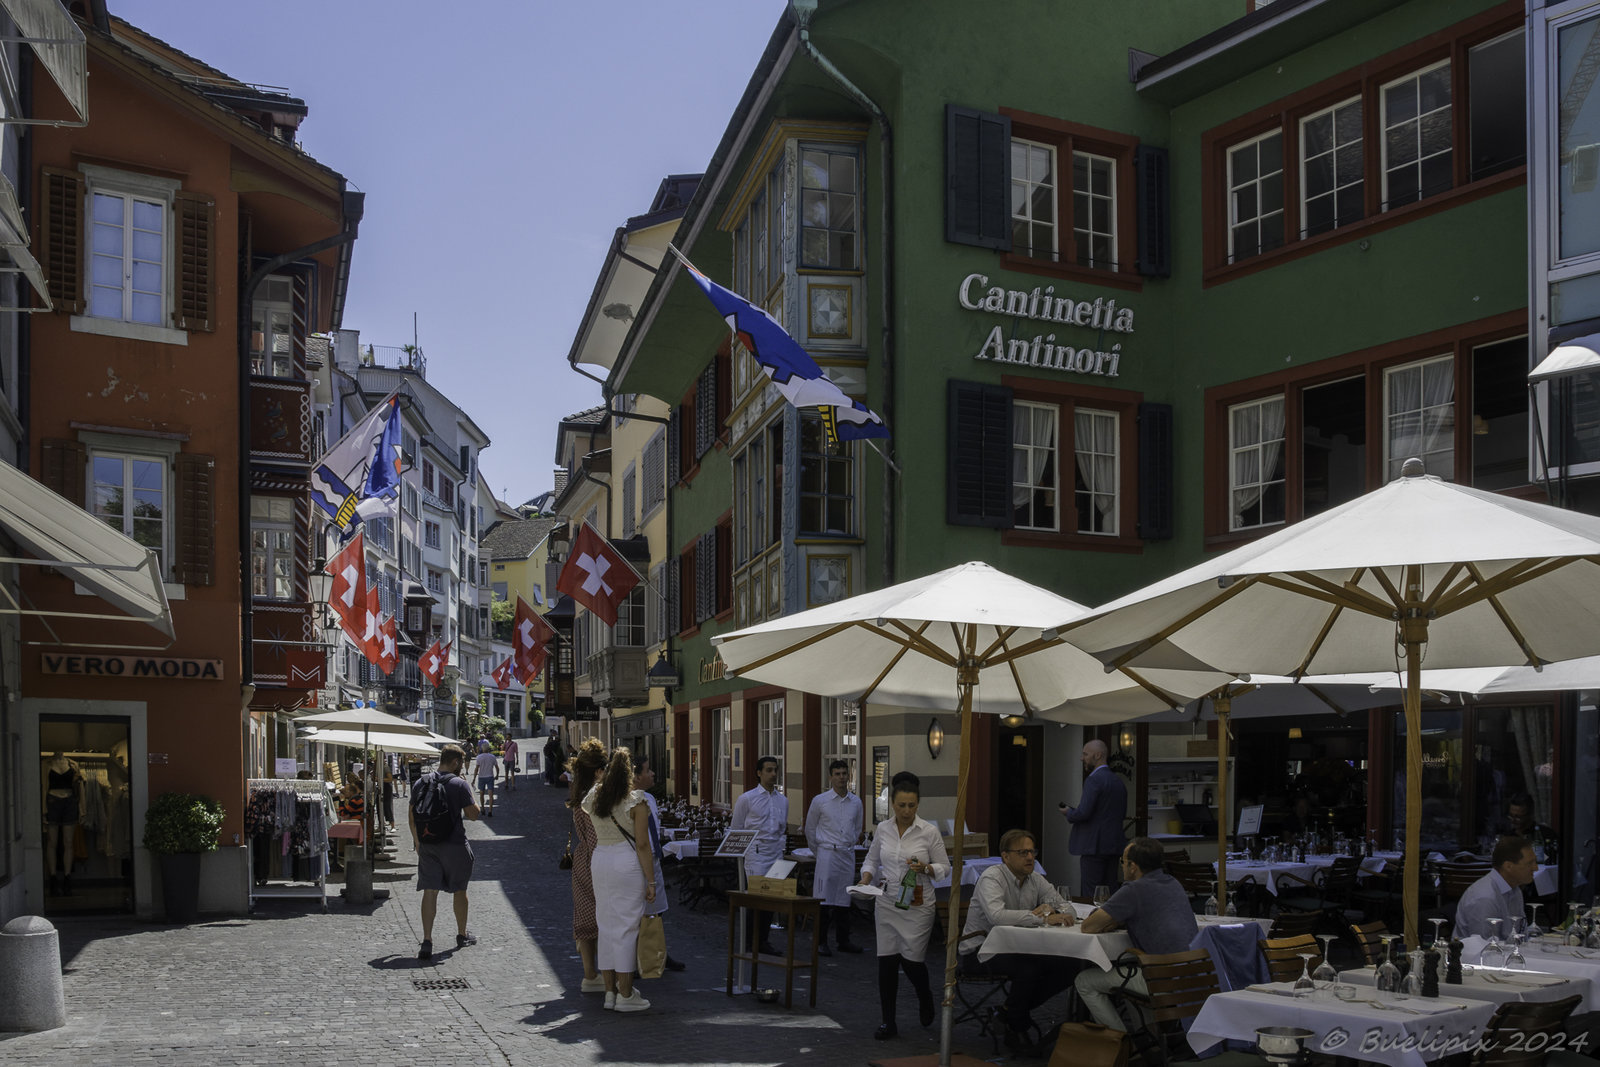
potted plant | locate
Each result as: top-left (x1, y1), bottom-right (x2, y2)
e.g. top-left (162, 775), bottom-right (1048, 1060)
top-left (142, 792), bottom-right (224, 922)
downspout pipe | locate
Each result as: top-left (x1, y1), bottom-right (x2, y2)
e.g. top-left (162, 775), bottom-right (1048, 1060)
top-left (237, 190), bottom-right (364, 685)
top-left (791, 6), bottom-right (897, 587)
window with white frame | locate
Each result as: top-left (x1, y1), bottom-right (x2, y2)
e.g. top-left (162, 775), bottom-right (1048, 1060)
top-left (757, 698), bottom-right (784, 766)
top-left (87, 173), bottom-right (171, 325)
top-left (613, 586), bottom-right (645, 648)
top-left (91, 450), bottom-right (165, 570)
top-left (1011, 137), bottom-right (1057, 260)
top-left (1381, 61), bottom-right (1452, 209)
top-left (707, 706), bottom-right (732, 807)
top-left (799, 146), bottom-right (860, 269)
top-left (1229, 395), bottom-right (1287, 531)
top-left (250, 275), bottom-right (295, 377)
top-left (1228, 131), bottom-right (1285, 262)
top-left (250, 496), bottom-right (294, 599)
top-left (821, 697), bottom-right (859, 795)
top-left (799, 415), bottom-right (855, 536)
top-left (366, 516), bottom-right (393, 553)
top-left (1073, 409), bottom-right (1119, 535)
top-left (424, 521), bottom-right (441, 549)
top-left (1384, 355), bottom-right (1455, 480)
top-left (427, 568), bottom-right (442, 595)
top-left (734, 421), bottom-right (782, 563)
top-left (1012, 401), bottom-right (1059, 531)
top-left (1073, 151), bottom-right (1116, 268)
top-left (1300, 98), bottom-right (1364, 237)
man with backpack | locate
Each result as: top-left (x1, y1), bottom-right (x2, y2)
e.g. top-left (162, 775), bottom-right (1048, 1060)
top-left (409, 744), bottom-right (480, 960)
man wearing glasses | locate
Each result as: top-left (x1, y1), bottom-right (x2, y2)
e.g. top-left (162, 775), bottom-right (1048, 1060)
top-left (958, 829), bottom-right (1079, 1051)
top-left (1075, 837), bottom-right (1198, 1030)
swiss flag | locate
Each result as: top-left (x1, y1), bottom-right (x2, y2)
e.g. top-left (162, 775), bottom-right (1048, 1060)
top-left (556, 521), bottom-right (641, 627)
top-left (512, 596), bottom-right (555, 684)
top-left (358, 582), bottom-right (384, 668)
top-left (377, 615), bottom-right (398, 676)
top-left (491, 657), bottom-right (514, 690)
top-left (420, 638), bottom-right (451, 689)
top-left (325, 533), bottom-right (366, 638)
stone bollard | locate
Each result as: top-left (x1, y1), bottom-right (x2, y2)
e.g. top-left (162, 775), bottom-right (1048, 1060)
top-left (0, 915), bottom-right (67, 1031)
top-left (344, 855), bottom-right (374, 905)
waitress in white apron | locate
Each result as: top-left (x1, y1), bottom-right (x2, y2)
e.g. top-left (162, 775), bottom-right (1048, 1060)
top-left (858, 771), bottom-right (949, 1040)
top-left (805, 759), bottom-right (865, 955)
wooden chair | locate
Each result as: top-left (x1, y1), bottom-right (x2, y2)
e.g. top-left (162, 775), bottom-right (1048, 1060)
top-left (1163, 849), bottom-right (1191, 865)
top-left (1117, 949), bottom-right (1267, 1067)
top-left (1439, 861), bottom-right (1492, 919)
top-left (1168, 862), bottom-right (1218, 909)
top-left (1258, 934), bottom-right (1322, 983)
top-left (1277, 856), bottom-right (1362, 929)
top-left (1472, 993), bottom-right (1583, 1067)
top-left (1266, 909), bottom-right (1322, 940)
top-left (1349, 920), bottom-right (1389, 967)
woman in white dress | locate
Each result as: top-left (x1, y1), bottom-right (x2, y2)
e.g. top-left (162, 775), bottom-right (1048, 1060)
top-left (858, 771), bottom-right (949, 1040)
top-left (581, 747), bottom-right (658, 1012)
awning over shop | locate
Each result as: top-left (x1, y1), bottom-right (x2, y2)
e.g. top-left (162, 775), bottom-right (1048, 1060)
top-left (0, 173), bottom-right (49, 308)
top-left (0, 460), bottom-right (173, 639)
top-left (1530, 333), bottom-right (1600, 383)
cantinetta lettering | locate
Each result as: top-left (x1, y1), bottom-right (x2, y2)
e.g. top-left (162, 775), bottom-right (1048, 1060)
top-left (957, 273), bottom-right (1134, 378)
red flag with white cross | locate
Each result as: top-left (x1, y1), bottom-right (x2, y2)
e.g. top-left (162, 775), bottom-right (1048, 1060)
top-left (491, 657), bottom-right (514, 690)
top-left (324, 532), bottom-right (366, 640)
top-left (359, 582), bottom-right (384, 668)
top-left (512, 595), bottom-right (555, 684)
top-left (377, 615), bottom-right (398, 676)
top-left (420, 638), bottom-right (450, 689)
top-left (555, 521), bottom-right (641, 627)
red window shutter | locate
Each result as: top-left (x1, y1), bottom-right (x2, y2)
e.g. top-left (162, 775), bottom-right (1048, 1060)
top-left (41, 167), bottom-right (83, 315)
top-left (38, 437), bottom-right (85, 502)
top-left (173, 452), bottom-right (215, 586)
top-left (174, 190), bottom-right (215, 332)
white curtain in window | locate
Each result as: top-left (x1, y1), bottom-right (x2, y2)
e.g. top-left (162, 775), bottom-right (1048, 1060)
top-left (1074, 411), bottom-right (1117, 520)
top-left (1508, 707), bottom-right (1553, 825)
top-left (1230, 399), bottom-right (1285, 524)
top-left (1013, 406), bottom-right (1056, 512)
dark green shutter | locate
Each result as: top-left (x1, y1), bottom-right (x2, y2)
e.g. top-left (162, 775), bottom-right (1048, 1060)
top-left (947, 380), bottom-right (1013, 527)
top-left (946, 104), bottom-right (1012, 251)
top-left (1136, 145), bottom-right (1171, 278)
top-left (1137, 403), bottom-right (1173, 540)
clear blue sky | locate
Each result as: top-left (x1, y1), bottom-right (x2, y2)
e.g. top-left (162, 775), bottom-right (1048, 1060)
top-left (116, 0), bottom-right (784, 507)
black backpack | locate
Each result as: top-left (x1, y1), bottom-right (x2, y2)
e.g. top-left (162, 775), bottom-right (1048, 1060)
top-left (412, 771), bottom-right (457, 844)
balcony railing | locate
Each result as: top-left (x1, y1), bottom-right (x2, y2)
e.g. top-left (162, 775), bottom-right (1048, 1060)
top-left (587, 647), bottom-right (647, 708)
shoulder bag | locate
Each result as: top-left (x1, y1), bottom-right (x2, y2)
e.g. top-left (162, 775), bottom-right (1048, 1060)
top-left (558, 825), bottom-right (574, 870)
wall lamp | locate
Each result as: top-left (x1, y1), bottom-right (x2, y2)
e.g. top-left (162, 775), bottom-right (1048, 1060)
top-left (926, 717), bottom-right (944, 759)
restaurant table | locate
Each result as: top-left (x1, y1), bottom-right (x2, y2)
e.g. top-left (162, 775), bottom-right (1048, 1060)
top-left (974, 907), bottom-right (1269, 971)
top-left (725, 890), bottom-right (820, 1008)
top-left (1339, 965), bottom-right (1597, 1012)
top-left (1189, 981), bottom-right (1497, 1067)
top-left (1216, 856), bottom-right (1386, 895)
top-left (1457, 937), bottom-right (1600, 1008)
top-left (663, 839), bottom-right (699, 861)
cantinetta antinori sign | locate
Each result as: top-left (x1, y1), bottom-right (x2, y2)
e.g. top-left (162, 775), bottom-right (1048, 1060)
top-left (957, 272), bottom-right (1134, 378)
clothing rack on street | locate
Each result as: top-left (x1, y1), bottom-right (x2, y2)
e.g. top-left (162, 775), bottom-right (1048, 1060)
top-left (245, 777), bottom-right (332, 912)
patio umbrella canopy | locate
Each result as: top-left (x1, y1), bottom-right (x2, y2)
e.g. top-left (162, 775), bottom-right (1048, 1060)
top-left (1060, 460), bottom-right (1600, 944)
top-left (292, 707), bottom-right (433, 736)
top-left (712, 561), bottom-right (1234, 1067)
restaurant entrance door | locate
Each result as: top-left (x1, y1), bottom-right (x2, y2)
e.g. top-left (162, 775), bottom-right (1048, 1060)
top-left (995, 722), bottom-right (1043, 851)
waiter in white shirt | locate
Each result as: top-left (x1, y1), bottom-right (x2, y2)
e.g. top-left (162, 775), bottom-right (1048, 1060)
top-left (805, 759), bottom-right (864, 956)
top-left (730, 754), bottom-right (787, 955)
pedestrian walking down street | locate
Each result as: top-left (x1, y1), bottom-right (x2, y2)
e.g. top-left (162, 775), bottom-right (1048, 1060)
top-left (581, 746), bottom-right (656, 1012)
top-left (410, 744), bottom-right (480, 960)
top-left (859, 772), bottom-right (947, 1040)
top-left (473, 739), bottom-right (498, 817)
top-left (502, 736), bottom-right (519, 791)
top-left (568, 738), bottom-right (607, 993)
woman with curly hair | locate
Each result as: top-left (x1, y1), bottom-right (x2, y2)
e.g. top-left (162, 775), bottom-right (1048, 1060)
top-left (581, 746), bottom-right (656, 1012)
top-left (568, 738), bottom-right (608, 994)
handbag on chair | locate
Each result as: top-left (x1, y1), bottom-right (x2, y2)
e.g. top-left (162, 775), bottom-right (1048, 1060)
top-left (1046, 1022), bottom-right (1129, 1067)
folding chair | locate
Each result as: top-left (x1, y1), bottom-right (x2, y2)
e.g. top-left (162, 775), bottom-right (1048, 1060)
top-left (952, 922), bottom-right (1013, 1054)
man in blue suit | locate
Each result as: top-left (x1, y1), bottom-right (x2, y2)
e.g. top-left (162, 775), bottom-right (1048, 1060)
top-left (1063, 739), bottom-right (1126, 895)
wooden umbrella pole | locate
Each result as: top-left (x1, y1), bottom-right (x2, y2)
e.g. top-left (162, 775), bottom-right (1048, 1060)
top-left (1215, 695), bottom-right (1231, 915)
top-left (938, 647), bottom-right (978, 1067)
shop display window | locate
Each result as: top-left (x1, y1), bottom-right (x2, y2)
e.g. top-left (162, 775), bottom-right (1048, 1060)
top-left (39, 715), bottom-right (133, 915)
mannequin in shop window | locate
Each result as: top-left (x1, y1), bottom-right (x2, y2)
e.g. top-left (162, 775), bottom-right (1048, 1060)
top-left (105, 740), bottom-right (133, 865)
top-left (41, 751), bottom-right (84, 896)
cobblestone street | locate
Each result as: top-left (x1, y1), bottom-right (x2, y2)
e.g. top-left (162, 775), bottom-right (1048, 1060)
top-left (3, 779), bottom-right (1020, 1066)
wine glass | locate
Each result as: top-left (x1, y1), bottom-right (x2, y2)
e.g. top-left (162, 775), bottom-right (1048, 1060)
top-left (1402, 949), bottom-right (1425, 997)
top-left (1225, 894), bottom-right (1239, 918)
top-left (1375, 945), bottom-right (1401, 995)
top-left (1293, 952), bottom-right (1318, 997)
top-left (1312, 935), bottom-right (1339, 994)
top-left (1480, 918), bottom-right (1507, 968)
top-left (1428, 917), bottom-right (1447, 948)
top-left (1094, 884), bottom-right (1111, 908)
top-left (1505, 922), bottom-right (1527, 971)
top-left (1204, 883), bottom-right (1219, 917)
top-left (1526, 903), bottom-right (1544, 942)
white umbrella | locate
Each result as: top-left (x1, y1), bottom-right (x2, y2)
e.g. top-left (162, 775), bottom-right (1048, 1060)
top-left (293, 707), bottom-right (433, 736)
top-left (1059, 460), bottom-right (1600, 944)
top-left (712, 561), bottom-right (1235, 1067)
top-left (301, 727), bottom-right (440, 757)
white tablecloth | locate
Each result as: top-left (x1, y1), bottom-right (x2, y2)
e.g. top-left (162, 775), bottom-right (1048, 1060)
top-left (1217, 856), bottom-right (1386, 895)
top-left (974, 909), bottom-right (1267, 971)
top-left (1458, 936), bottom-right (1600, 1004)
top-left (663, 839), bottom-right (699, 861)
top-left (1341, 965), bottom-right (1598, 1012)
top-left (1190, 984), bottom-right (1497, 1067)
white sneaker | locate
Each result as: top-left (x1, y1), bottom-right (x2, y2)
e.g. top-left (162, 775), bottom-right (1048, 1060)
top-left (580, 976), bottom-right (605, 993)
top-left (612, 989), bottom-right (650, 1013)
top-left (603, 991), bottom-right (617, 1010)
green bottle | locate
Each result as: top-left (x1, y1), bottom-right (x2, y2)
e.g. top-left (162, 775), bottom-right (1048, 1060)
top-left (895, 860), bottom-right (919, 910)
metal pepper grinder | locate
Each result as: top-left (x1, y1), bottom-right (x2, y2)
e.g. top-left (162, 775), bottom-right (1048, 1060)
top-left (1421, 948), bottom-right (1440, 997)
top-left (1445, 938), bottom-right (1463, 984)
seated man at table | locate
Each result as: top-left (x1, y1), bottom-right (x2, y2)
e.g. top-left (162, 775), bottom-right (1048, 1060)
top-left (1455, 835), bottom-right (1537, 938)
top-left (958, 829), bottom-right (1079, 1049)
top-left (1074, 836), bottom-right (1199, 1031)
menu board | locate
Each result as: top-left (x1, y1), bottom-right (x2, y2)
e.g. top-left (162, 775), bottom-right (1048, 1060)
top-left (716, 829), bottom-right (758, 858)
